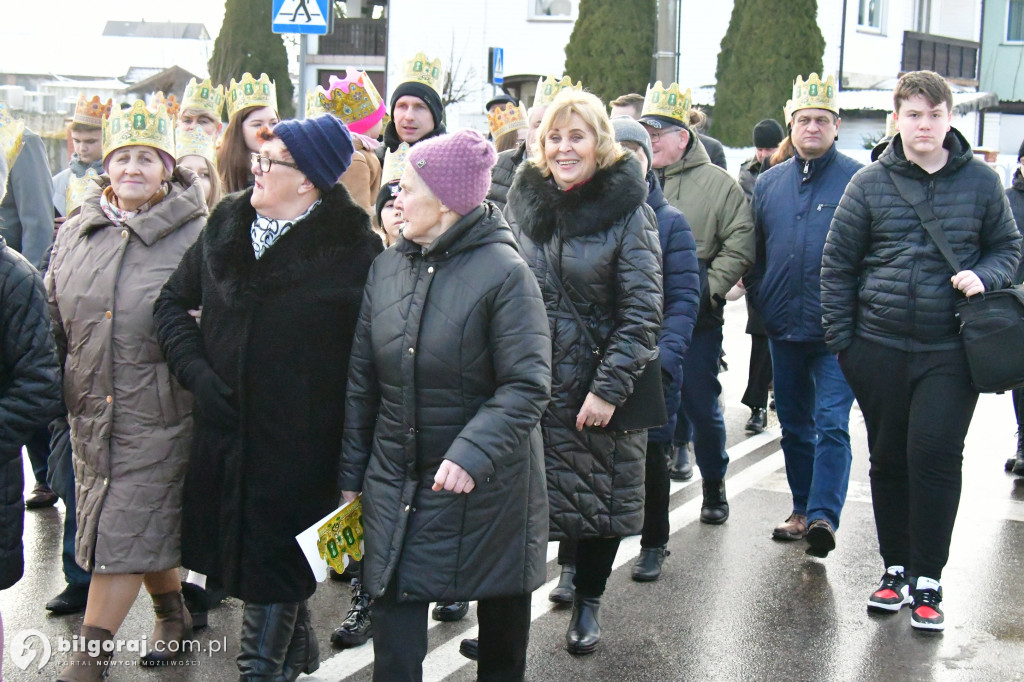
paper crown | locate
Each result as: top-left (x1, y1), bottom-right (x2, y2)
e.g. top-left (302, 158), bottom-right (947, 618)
top-left (181, 78), bottom-right (224, 120)
top-left (884, 112), bottom-right (897, 138)
top-left (641, 82), bottom-right (692, 126)
top-left (73, 95), bottom-right (113, 128)
top-left (102, 100), bottom-right (175, 161)
top-left (152, 92), bottom-right (180, 120)
top-left (399, 53), bottom-right (444, 96)
top-left (487, 102), bottom-right (527, 138)
top-left (311, 69), bottom-right (387, 135)
top-left (533, 75), bottom-right (583, 109)
top-left (790, 73), bottom-right (839, 116)
top-left (381, 142), bottom-right (410, 186)
top-left (175, 126), bottom-right (217, 166)
top-left (65, 167), bottom-right (100, 216)
top-left (227, 73), bottom-right (278, 120)
top-left (0, 104), bottom-right (25, 170)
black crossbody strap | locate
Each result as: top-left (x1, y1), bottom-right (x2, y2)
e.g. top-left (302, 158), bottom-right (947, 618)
top-left (542, 242), bottom-right (603, 355)
top-left (885, 167), bottom-right (962, 274)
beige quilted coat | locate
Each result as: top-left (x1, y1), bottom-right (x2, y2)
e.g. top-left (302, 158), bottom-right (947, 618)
top-left (45, 167), bottom-right (206, 574)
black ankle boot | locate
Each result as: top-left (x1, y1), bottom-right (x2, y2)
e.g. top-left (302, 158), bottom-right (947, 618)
top-left (237, 601), bottom-right (301, 681)
top-left (669, 443), bottom-right (693, 481)
top-left (565, 596), bottom-right (601, 655)
top-left (631, 546), bottom-right (669, 582)
top-left (1013, 430), bottom-right (1024, 475)
top-left (431, 600), bottom-right (469, 621)
top-left (548, 564), bottom-right (575, 604)
top-left (700, 479), bottom-right (729, 524)
top-left (331, 579), bottom-right (373, 648)
top-left (281, 601), bottom-right (319, 681)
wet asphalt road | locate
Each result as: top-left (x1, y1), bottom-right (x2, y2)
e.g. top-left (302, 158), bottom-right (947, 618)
top-left (3, 303), bottom-right (1024, 682)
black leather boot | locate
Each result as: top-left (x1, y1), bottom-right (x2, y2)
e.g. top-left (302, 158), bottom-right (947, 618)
top-left (548, 564), bottom-right (575, 604)
top-left (700, 479), bottom-right (729, 524)
top-left (565, 596), bottom-right (601, 655)
top-left (431, 600), bottom-right (469, 621)
top-left (669, 443), bottom-right (693, 481)
top-left (237, 601), bottom-right (300, 681)
top-left (631, 546), bottom-right (669, 582)
top-left (1013, 430), bottom-right (1024, 475)
top-left (280, 601), bottom-right (319, 681)
top-left (459, 636), bottom-right (479, 660)
top-left (331, 579), bottom-right (373, 648)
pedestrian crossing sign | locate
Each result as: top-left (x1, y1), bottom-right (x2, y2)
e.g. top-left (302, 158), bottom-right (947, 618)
top-left (272, 0), bottom-right (331, 35)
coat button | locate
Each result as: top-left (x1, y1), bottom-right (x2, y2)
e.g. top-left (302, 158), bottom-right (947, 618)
top-left (408, 347), bottom-right (415, 355)
top-left (105, 311), bottom-right (112, 319)
top-left (427, 266), bottom-right (434, 274)
top-left (404, 505), bottom-right (410, 512)
top-left (106, 395), bottom-right (113, 404)
top-left (103, 478), bottom-right (108, 485)
top-left (408, 427), bottom-right (415, 434)
top-left (99, 565), bottom-right (106, 571)
top-left (121, 230), bottom-right (129, 238)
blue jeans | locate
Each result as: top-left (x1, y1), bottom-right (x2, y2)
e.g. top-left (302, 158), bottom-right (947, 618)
top-left (769, 339), bottom-right (855, 530)
top-left (678, 326), bottom-right (728, 480)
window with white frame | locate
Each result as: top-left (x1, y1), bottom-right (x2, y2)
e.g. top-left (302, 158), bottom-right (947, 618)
top-left (528, 0), bottom-right (574, 21)
top-left (858, 0), bottom-right (885, 32)
top-left (1009, 0), bottom-right (1024, 42)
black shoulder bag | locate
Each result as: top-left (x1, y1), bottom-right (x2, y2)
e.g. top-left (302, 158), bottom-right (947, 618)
top-left (543, 244), bottom-right (668, 431)
top-left (887, 168), bottom-right (1024, 393)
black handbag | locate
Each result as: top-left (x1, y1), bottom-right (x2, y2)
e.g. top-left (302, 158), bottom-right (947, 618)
top-left (543, 244), bottom-right (668, 431)
top-left (888, 169), bottom-right (1024, 393)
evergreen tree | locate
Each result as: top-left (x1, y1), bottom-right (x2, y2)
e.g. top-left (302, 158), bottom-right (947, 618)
top-left (713, 0), bottom-right (824, 146)
top-left (564, 0), bottom-right (656, 104)
top-left (209, 0), bottom-right (295, 119)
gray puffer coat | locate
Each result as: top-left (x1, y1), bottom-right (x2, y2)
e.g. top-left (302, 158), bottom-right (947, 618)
top-left (46, 169), bottom-right (206, 573)
top-left (340, 204), bottom-right (551, 602)
top-left (506, 155), bottom-right (663, 540)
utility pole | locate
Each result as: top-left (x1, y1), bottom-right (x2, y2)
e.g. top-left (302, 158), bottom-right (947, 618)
top-left (654, 0), bottom-right (680, 84)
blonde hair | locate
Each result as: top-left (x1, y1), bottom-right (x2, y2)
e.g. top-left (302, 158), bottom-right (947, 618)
top-left (531, 89), bottom-right (626, 177)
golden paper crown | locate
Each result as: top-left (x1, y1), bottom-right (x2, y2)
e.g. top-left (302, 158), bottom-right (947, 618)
top-left (0, 104), bottom-right (25, 171)
top-left (65, 167), bottom-right (100, 216)
top-left (381, 142), bottom-right (410, 186)
top-left (102, 100), bottom-right (175, 161)
top-left (533, 75), bottom-right (583, 109)
top-left (641, 82), bottom-right (692, 126)
top-left (400, 53), bottom-right (444, 96)
top-left (73, 95), bottom-right (112, 128)
top-left (175, 126), bottom-right (217, 166)
top-left (790, 73), bottom-right (839, 116)
top-left (884, 112), bottom-right (897, 138)
top-left (316, 72), bottom-right (385, 127)
top-left (226, 73), bottom-right (278, 120)
top-left (783, 99), bottom-right (795, 121)
top-left (152, 92), bottom-right (180, 120)
top-left (181, 78), bottom-right (224, 120)
top-left (306, 86), bottom-right (330, 117)
top-left (487, 102), bottom-right (527, 138)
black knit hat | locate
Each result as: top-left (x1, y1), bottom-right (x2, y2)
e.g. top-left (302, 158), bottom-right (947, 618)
top-left (375, 180), bottom-right (400, 226)
top-left (753, 119), bottom-right (786, 148)
top-left (390, 82), bottom-right (444, 130)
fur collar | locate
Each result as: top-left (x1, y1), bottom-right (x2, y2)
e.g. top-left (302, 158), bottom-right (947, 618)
top-left (204, 183), bottom-right (381, 301)
top-left (507, 155), bottom-right (648, 244)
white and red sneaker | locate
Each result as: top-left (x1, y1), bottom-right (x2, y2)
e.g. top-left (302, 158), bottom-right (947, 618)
top-left (867, 566), bottom-right (913, 613)
top-left (910, 577), bottom-right (944, 631)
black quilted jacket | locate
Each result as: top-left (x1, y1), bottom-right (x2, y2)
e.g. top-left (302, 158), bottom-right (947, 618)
top-left (822, 129), bottom-right (1021, 353)
top-left (486, 142), bottom-right (526, 213)
top-left (505, 155), bottom-right (663, 541)
top-left (0, 237), bottom-right (63, 589)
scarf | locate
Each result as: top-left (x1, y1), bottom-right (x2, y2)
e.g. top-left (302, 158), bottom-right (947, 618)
top-left (250, 199), bottom-right (321, 259)
top-left (99, 183), bottom-right (169, 226)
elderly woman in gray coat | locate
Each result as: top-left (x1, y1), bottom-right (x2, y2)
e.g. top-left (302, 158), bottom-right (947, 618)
top-left (340, 129), bottom-right (552, 682)
top-left (46, 102), bottom-right (206, 680)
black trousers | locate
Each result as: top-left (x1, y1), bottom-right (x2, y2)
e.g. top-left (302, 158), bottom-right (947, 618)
top-left (372, 585), bottom-right (532, 682)
top-left (838, 337), bottom-right (978, 579)
top-left (573, 537), bottom-right (621, 598)
top-left (640, 441), bottom-right (672, 548)
top-left (1013, 387), bottom-right (1024, 430)
top-left (742, 333), bottom-right (773, 410)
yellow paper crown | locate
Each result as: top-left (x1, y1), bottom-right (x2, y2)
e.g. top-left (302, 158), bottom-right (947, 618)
top-left (381, 142), bottom-right (410, 186)
top-left (316, 73), bottom-right (385, 127)
top-left (65, 167), bottom-right (100, 216)
top-left (152, 92), bottom-right (180, 120)
top-left (400, 53), bottom-right (444, 96)
top-left (790, 73), bottom-right (839, 116)
top-left (181, 78), bottom-right (224, 120)
top-left (227, 73), bottom-right (278, 120)
top-left (175, 126), bottom-right (217, 167)
top-left (0, 104), bottom-right (25, 170)
top-left (306, 86), bottom-right (330, 117)
top-left (102, 100), bottom-right (175, 161)
top-left (73, 95), bottom-right (113, 128)
top-left (641, 82), bottom-right (692, 126)
top-left (533, 75), bottom-right (583, 109)
top-left (884, 112), bottom-right (897, 138)
top-left (487, 102), bottom-right (527, 138)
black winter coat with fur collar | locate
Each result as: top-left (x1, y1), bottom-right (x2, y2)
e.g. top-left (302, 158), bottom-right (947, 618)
top-left (506, 155), bottom-right (663, 541)
top-left (154, 185), bottom-right (383, 602)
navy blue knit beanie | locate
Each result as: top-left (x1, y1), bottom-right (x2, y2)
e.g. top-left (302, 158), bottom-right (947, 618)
top-left (390, 82), bottom-right (444, 130)
top-left (273, 115), bottom-right (354, 191)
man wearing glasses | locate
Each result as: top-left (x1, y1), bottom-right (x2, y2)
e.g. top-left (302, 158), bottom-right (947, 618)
top-left (638, 82), bottom-right (753, 529)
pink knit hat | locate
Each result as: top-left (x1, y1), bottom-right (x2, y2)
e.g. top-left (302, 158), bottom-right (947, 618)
top-left (406, 129), bottom-right (497, 215)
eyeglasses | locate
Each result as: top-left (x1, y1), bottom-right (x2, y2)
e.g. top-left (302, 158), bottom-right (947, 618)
top-left (648, 127), bottom-right (682, 143)
top-left (250, 152), bottom-right (300, 173)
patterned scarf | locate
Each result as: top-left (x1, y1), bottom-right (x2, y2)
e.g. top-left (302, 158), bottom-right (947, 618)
top-left (99, 183), bottom-right (169, 226)
top-left (250, 199), bottom-right (321, 260)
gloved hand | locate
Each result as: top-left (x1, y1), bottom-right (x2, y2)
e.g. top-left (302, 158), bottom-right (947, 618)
top-left (181, 360), bottom-right (238, 426)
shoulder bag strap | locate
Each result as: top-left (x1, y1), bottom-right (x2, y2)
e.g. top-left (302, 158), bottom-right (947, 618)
top-left (542, 241), bottom-right (603, 355)
top-left (885, 167), bottom-right (962, 274)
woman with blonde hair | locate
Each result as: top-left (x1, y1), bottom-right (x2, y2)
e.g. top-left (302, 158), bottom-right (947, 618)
top-left (176, 127), bottom-right (223, 210)
top-left (505, 89), bottom-right (663, 655)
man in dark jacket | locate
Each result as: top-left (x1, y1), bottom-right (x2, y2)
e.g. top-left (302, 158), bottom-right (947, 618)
top-left (822, 71), bottom-right (1021, 632)
top-left (374, 52), bottom-right (447, 165)
top-left (738, 118), bottom-right (786, 201)
top-left (612, 117), bottom-right (700, 581)
top-left (1005, 141), bottom-right (1024, 476)
top-left (746, 74), bottom-right (862, 557)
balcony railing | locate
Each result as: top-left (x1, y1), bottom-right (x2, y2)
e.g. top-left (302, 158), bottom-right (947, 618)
top-left (317, 18), bottom-right (387, 57)
top-left (901, 31), bottom-right (979, 85)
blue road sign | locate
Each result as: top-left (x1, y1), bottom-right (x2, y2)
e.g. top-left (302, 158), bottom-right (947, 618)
top-left (272, 0), bottom-right (331, 35)
top-left (492, 47), bottom-right (504, 85)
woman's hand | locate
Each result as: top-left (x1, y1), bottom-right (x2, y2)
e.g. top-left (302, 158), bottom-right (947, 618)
top-left (576, 392), bottom-right (616, 431)
top-left (951, 270), bottom-right (985, 297)
top-left (433, 460), bottom-right (475, 494)
top-left (341, 490), bottom-right (359, 504)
